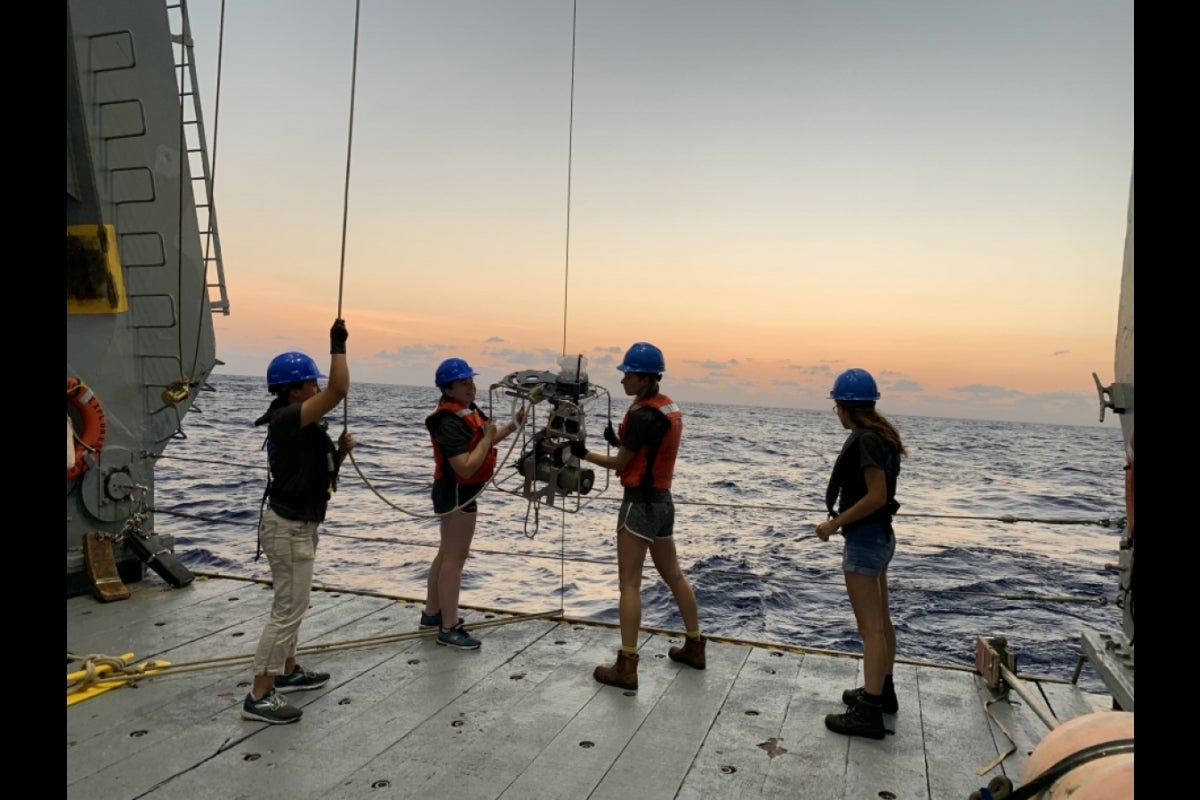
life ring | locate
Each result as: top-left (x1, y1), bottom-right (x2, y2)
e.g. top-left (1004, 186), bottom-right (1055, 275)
top-left (67, 376), bottom-right (107, 481)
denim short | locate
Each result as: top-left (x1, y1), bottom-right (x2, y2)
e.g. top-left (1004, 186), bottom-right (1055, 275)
top-left (617, 499), bottom-right (675, 542)
top-left (842, 522), bottom-right (895, 577)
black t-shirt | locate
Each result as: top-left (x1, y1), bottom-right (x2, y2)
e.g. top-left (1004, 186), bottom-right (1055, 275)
top-left (265, 402), bottom-right (337, 522)
top-left (826, 428), bottom-right (899, 529)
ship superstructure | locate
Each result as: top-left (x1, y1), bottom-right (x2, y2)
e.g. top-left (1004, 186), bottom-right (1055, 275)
top-left (66, 0), bottom-right (228, 595)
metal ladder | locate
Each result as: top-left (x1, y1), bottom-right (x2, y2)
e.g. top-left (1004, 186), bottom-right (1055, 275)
top-left (166, 0), bottom-right (229, 315)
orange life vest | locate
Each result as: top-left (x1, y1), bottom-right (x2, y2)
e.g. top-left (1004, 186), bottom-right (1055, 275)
top-left (617, 394), bottom-right (682, 491)
top-left (427, 399), bottom-right (497, 484)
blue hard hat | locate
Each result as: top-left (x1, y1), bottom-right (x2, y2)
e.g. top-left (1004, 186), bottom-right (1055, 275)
top-left (617, 342), bottom-right (665, 374)
top-left (435, 357), bottom-right (479, 387)
top-left (267, 351), bottom-right (326, 390)
top-left (830, 368), bottom-right (880, 404)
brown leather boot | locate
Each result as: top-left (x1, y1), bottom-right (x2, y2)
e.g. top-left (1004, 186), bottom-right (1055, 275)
top-left (594, 650), bottom-right (639, 690)
top-left (668, 635), bottom-right (707, 670)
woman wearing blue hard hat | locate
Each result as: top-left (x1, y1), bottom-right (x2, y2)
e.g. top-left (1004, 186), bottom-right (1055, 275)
top-left (817, 367), bottom-right (906, 739)
top-left (243, 318), bottom-right (354, 724)
top-left (422, 357), bottom-right (525, 651)
top-left (571, 342), bottom-right (705, 690)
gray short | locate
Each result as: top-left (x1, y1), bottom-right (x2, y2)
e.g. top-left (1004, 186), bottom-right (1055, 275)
top-left (617, 499), bottom-right (675, 542)
top-left (431, 480), bottom-right (480, 514)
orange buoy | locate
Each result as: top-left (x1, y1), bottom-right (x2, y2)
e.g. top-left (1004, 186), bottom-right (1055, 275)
top-left (67, 376), bottom-right (107, 481)
top-left (1018, 711), bottom-right (1134, 799)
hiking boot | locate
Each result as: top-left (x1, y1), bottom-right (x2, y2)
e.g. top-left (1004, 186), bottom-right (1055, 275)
top-left (274, 664), bottom-right (330, 693)
top-left (825, 698), bottom-right (886, 739)
top-left (420, 611), bottom-right (463, 630)
top-left (436, 624), bottom-right (481, 651)
top-left (594, 650), bottom-right (639, 691)
top-left (241, 690), bottom-right (302, 724)
top-left (668, 635), bottom-right (707, 670)
top-left (842, 675), bottom-right (898, 714)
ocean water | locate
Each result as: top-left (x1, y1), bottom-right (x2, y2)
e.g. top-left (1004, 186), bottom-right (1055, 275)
top-left (156, 374), bottom-right (1127, 694)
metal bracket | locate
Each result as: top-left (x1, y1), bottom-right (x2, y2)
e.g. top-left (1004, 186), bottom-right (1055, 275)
top-left (975, 635), bottom-right (1061, 732)
top-left (1092, 373), bottom-right (1131, 423)
top-left (975, 635), bottom-right (1015, 690)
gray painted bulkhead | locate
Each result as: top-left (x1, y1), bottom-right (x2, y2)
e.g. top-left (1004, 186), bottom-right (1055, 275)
top-left (66, 0), bottom-right (219, 595)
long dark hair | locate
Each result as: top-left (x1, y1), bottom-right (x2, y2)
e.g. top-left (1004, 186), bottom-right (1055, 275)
top-left (842, 404), bottom-right (907, 458)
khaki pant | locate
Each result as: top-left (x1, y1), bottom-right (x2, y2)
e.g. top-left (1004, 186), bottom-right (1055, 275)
top-left (253, 507), bottom-right (319, 675)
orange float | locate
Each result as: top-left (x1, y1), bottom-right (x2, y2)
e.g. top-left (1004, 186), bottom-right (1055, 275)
top-left (1016, 711), bottom-right (1134, 799)
top-left (67, 376), bottom-right (107, 480)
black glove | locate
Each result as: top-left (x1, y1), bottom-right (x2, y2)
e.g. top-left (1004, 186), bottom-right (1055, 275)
top-left (603, 422), bottom-right (620, 448)
top-left (330, 319), bottom-right (348, 354)
top-left (569, 440), bottom-right (589, 459)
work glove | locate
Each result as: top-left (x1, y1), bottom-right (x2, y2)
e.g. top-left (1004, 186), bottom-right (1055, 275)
top-left (569, 440), bottom-right (589, 459)
top-left (330, 318), bottom-right (349, 354)
top-left (603, 422), bottom-right (620, 448)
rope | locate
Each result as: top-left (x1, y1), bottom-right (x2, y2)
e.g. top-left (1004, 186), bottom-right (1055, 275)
top-left (283, 0), bottom-right (533, 522)
top-left (339, 393), bottom-right (532, 519)
top-left (66, 609), bottom-right (559, 692)
top-left (68, 575), bottom-right (1084, 693)
top-left (66, 653), bottom-right (141, 692)
top-left (335, 0), bottom-right (361, 325)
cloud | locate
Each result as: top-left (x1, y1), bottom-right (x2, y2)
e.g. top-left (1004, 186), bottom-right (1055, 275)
top-left (884, 378), bottom-right (922, 393)
top-left (696, 359), bottom-right (739, 371)
top-left (789, 363), bottom-right (836, 376)
top-left (951, 383), bottom-right (1025, 400)
top-left (1052, 349), bottom-right (1070, 356)
top-left (486, 336), bottom-right (505, 344)
top-left (374, 343), bottom-right (455, 361)
top-left (478, 345), bottom-right (562, 367)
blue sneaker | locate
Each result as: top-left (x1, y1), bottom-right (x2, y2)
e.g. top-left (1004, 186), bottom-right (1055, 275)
top-left (420, 611), bottom-right (464, 630)
top-left (274, 664), bottom-right (329, 693)
top-left (436, 624), bottom-right (481, 651)
top-left (241, 690), bottom-right (302, 724)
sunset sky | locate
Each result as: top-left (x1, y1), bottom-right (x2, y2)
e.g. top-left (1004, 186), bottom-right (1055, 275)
top-left (182, 0), bottom-right (1133, 426)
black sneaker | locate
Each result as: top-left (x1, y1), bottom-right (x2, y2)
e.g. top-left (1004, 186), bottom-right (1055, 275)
top-left (241, 690), bottom-right (302, 724)
top-left (274, 664), bottom-right (329, 693)
top-left (825, 699), bottom-right (886, 739)
top-left (436, 624), bottom-right (481, 651)
top-left (842, 682), bottom-right (898, 714)
top-left (419, 611), bottom-right (464, 630)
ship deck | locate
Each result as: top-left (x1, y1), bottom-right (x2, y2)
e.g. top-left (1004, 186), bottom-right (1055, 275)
top-left (68, 573), bottom-right (1103, 800)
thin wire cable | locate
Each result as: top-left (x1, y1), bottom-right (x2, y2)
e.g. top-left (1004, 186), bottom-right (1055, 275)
top-left (187, 0), bottom-right (226, 385)
top-left (149, 504), bottom-right (1113, 606)
top-left (560, 0), bottom-right (578, 354)
top-left (173, 1), bottom-right (190, 374)
top-left (149, 458), bottom-right (1125, 528)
